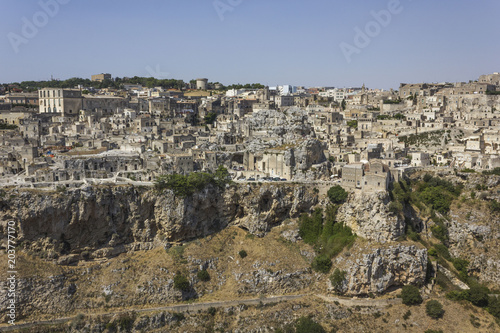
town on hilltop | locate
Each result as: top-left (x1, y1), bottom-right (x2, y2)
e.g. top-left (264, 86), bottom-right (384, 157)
top-left (1, 73), bottom-right (500, 190)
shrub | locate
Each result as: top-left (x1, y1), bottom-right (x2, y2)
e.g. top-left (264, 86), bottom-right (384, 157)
top-left (207, 307), bottom-right (217, 316)
top-left (299, 208), bottom-right (324, 244)
top-left (402, 310), bottom-right (411, 320)
top-left (407, 230), bottom-right (421, 241)
top-left (401, 285), bottom-right (422, 305)
top-left (327, 185), bottom-right (348, 204)
top-left (105, 322), bottom-right (117, 332)
top-left (431, 223), bottom-right (448, 242)
top-left (172, 312), bottom-right (185, 321)
top-left (154, 166), bottom-right (231, 197)
top-left (347, 120), bottom-right (358, 128)
top-left (426, 300), bottom-right (444, 319)
top-left (388, 201), bottom-right (403, 214)
top-left (197, 269), bottom-right (210, 282)
top-left (238, 250), bottom-right (247, 258)
top-left (490, 200), bottom-right (500, 213)
top-left (294, 316), bottom-right (326, 333)
top-left (299, 206), bottom-right (356, 273)
top-left (173, 272), bottom-right (190, 292)
top-left (467, 285), bottom-right (489, 307)
top-left (311, 255), bottom-right (332, 274)
top-left (446, 290), bottom-right (468, 301)
top-left (428, 248), bottom-right (437, 257)
top-left (452, 258), bottom-right (469, 274)
top-left (117, 313), bottom-right (134, 331)
top-left (330, 268), bottom-right (347, 292)
top-left (488, 296), bottom-right (500, 320)
top-left (470, 314), bottom-right (481, 328)
top-left (434, 244), bottom-right (451, 261)
top-left (424, 330), bottom-right (443, 333)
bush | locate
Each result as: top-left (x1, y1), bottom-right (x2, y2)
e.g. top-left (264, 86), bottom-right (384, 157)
top-left (347, 120), bottom-right (357, 128)
top-left (238, 250), bottom-right (247, 258)
top-left (154, 166), bottom-right (231, 197)
top-left (388, 201), bottom-right (403, 214)
top-left (117, 313), bottom-right (134, 331)
top-left (173, 272), bottom-right (190, 292)
top-left (197, 269), bottom-right (210, 282)
top-left (452, 258), bottom-right (469, 275)
top-left (327, 185), bottom-right (348, 204)
top-left (434, 243), bottom-right (451, 261)
top-left (488, 296), bottom-right (500, 319)
top-left (294, 316), bottom-right (326, 333)
top-left (424, 330), bottom-right (443, 333)
top-left (426, 300), bottom-right (444, 319)
top-left (299, 206), bottom-right (356, 273)
top-left (431, 223), bottom-right (448, 242)
top-left (311, 255), bottom-right (332, 274)
top-left (299, 208), bottom-right (324, 244)
top-left (490, 200), bottom-right (500, 213)
top-left (402, 310), bottom-right (411, 320)
top-left (401, 285), bottom-right (422, 305)
top-left (446, 290), bottom-right (468, 301)
top-left (172, 312), bottom-right (185, 321)
top-left (467, 285), bottom-right (490, 307)
top-left (415, 175), bottom-right (462, 214)
top-left (330, 268), bottom-right (347, 292)
top-left (428, 248), bottom-right (437, 257)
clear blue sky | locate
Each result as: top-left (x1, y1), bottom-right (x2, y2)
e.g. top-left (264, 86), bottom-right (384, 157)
top-left (1, 0), bottom-right (499, 89)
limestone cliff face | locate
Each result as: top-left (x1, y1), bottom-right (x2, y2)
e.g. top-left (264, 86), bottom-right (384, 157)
top-left (334, 244), bottom-right (428, 296)
top-left (336, 191), bottom-right (405, 243)
top-left (0, 184), bottom-right (317, 258)
top-left (447, 208), bottom-right (500, 288)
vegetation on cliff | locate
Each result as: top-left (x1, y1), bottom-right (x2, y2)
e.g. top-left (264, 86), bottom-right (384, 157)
top-left (299, 186), bottom-right (355, 274)
top-left (154, 165), bottom-right (231, 197)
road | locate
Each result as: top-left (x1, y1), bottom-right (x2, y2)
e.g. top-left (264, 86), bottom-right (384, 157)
top-left (0, 293), bottom-right (402, 332)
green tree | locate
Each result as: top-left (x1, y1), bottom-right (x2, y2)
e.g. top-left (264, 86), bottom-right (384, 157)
top-left (330, 268), bottom-right (347, 292)
top-left (426, 300), bottom-right (444, 319)
top-left (341, 99), bottom-right (346, 110)
top-left (327, 185), bottom-right (348, 204)
top-left (197, 269), bottom-right (210, 282)
top-left (401, 285), bottom-right (423, 305)
top-left (299, 208), bottom-right (323, 244)
top-left (294, 316), bottom-right (326, 333)
top-left (467, 285), bottom-right (489, 307)
top-left (488, 296), bottom-right (500, 319)
top-left (204, 112), bottom-right (217, 125)
top-left (214, 165), bottom-right (230, 187)
top-left (173, 272), bottom-right (190, 292)
top-left (347, 120), bottom-right (358, 128)
top-left (238, 250), bottom-right (247, 258)
top-left (311, 254), bottom-right (332, 273)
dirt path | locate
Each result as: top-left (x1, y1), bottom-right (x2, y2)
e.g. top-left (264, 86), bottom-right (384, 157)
top-left (0, 293), bottom-right (401, 332)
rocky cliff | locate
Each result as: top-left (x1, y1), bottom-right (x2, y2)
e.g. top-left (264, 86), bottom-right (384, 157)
top-left (333, 244), bottom-right (428, 295)
top-left (337, 191), bottom-right (405, 243)
top-left (0, 183), bottom-right (318, 261)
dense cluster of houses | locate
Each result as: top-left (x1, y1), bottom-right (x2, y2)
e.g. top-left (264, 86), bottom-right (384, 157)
top-left (1, 72), bottom-right (499, 192)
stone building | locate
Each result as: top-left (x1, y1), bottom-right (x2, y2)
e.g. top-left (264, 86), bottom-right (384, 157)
top-left (91, 73), bottom-right (112, 82)
top-left (341, 160), bottom-right (392, 192)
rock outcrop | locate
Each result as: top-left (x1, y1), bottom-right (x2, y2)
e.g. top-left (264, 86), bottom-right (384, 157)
top-left (447, 208), bottom-right (500, 288)
top-left (0, 183), bottom-right (318, 259)
top-left (334, 244), bottom-right (428, 295)
top-left (336, 191), bottom-right (405, 243)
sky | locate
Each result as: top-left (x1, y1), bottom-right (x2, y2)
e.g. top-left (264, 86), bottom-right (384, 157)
top-left (0, 0), bottom-right (499, 89)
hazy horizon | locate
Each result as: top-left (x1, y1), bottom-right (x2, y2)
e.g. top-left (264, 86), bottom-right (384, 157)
top-left (1, 0), bottom-right (499, 89)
